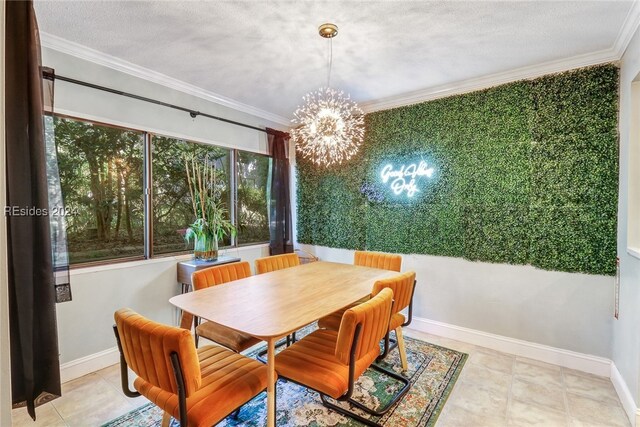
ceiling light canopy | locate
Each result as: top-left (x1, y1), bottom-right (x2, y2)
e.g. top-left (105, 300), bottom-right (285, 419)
top-left (291, 23), bottom-right (364, 167)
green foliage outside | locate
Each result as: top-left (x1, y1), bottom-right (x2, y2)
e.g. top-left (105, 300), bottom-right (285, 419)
top-left (152, 136), bottom-right (231, 255)
top-left (296, 64), bottom-right (619, 275)
top-left (237, 151), bottom-right (271, 245)
top-left (55, 118), bottom-right (145, 263)
top-left (55, 117), bottom-right (270, 264)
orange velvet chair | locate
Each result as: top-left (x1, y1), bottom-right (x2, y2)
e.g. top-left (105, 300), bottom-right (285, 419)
top-left (318, 271), bottom-right (417, 371)
top-left (275, 288), bottom-right (410, 424)
top-left (318, 251), bottom-right (409, 364)
top-left (113, 308), bottom-right (270, 427)
top-left (254, 253), bottom-right (300, 274)
top-left (190, 261), bottom-right (260, 351)
top-left (353, 250), bottom-right (402, 272)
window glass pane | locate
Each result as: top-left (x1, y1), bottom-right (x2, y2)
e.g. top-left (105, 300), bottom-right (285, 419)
top-left (152, 136), bottom-right (231, 255)
top-left (54, 117), bottom-right (144, 264)
top-left (237, 151), bottom-right (271, 245)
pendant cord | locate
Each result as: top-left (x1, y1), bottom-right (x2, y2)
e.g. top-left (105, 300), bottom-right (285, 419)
top-left (327, 37), bottom-right (333, 88)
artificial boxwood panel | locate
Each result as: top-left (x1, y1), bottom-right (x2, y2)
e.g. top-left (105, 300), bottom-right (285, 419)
top-left (296, 64), bottom-right (619, 275)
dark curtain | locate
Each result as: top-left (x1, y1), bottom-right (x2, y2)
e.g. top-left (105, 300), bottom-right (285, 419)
top-left (267, 128), bottom-right (293, 255)
top-left (6, 0), bottom-right (62, 419)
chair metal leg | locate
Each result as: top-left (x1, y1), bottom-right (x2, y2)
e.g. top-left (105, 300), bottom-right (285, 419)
top-left (193, 316), bottom-right (201, 348)
top-left (376, 332), bottom-right (399, 362)
top-left (395, 327), bottom-right (408, 371)
top-left (320, 394), bottom-right (381, 427)
top-left (320, 362), bottom-right (410, 425)
top-left (256, 334), bottom-right (295, 364)
top-left (231, 407), bottom-right (241, 419)
top-left (353, 363), bottom-right (410, 415)
top-left (112, 326), bottom-right (141, 398)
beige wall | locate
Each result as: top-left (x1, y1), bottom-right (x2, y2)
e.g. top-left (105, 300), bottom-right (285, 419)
top-left (297, 244), bottom-right (614, 358)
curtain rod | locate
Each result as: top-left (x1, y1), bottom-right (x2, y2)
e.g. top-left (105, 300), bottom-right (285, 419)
top-left (51, 73), bottom-right (276, 135)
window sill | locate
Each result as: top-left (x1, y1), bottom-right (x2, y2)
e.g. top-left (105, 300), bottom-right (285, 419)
top-left (69, 243), bottom-right (270, 276)
top-left (627, 247), bottom-right (640, 260)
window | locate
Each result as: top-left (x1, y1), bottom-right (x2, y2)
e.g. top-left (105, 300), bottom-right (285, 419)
top-left (54, 117), bottom-right (144, 264)
top-left (152, 136), bottom-right (231, 255)
top-left (237, 151), bottom-right (271, 245)
top-left (53, 115), bottom-right (270, 265)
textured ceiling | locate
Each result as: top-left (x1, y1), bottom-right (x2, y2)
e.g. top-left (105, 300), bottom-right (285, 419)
top-left (35, 1), bottom-right (635, 120)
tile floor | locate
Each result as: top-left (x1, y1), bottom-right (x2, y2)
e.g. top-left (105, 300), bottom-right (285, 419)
top-left (11, 330), bottom-right (631, 427)
top-left (403, 330), bottom-right (631, 427)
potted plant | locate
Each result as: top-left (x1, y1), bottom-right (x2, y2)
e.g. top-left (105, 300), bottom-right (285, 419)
top-left (183, 154), bottom-right (235, 261)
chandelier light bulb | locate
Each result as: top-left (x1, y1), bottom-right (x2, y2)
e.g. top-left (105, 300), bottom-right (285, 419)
top-left (291, 87), bottom-right (365, 167)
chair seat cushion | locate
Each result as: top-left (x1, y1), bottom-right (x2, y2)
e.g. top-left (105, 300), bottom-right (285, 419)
top-left (135, 345), bottom-right (269, 427)
top-left (319, 305), bottom-right (404, 333)
top-left (196, 321), bottom-right (261, 353)
top-left (317, 310), bottom-right (344, 331)
top-left (389, 312), bottom-right (406, 331)
top-left (275, 329), bottom-right (380, 399)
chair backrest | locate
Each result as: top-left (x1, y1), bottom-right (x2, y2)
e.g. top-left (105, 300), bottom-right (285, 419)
top-left (354, 250), bottom-right (402, 272)
top-left (191, 261), bottom-right (252, 291)
top-left (372, 271), bottom-right (416, 315)
top-left (255, 253), bottom-right (300, 274)
top-left (335, 288), bottom-right (393, 365)
top-left (114, 308), bottom-right (201, 397)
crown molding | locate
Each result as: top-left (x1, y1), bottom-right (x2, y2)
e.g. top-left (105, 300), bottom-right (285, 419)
top-left (40, 32), bottom-right (291, 127)
top-left (360, 47), bottom-right (620, 113)
top-left (41, 0), bottom-right (640, 120)
top-left (362, 0), bottom-right (640, 114)
top-left (614, 0), bottom-right (640, 57)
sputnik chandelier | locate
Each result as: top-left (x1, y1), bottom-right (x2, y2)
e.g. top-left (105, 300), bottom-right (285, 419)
top-left (291, 23), bottom-right (365, 167)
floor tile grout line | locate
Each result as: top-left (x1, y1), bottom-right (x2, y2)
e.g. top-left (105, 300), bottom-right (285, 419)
top-left (95, 365), bottom-right (148, 410)
top-left (505, 356), bottom-right (516, 425)
top-left (560, 366), bottom-right (574, 426)
top-left (52, 372), bottom-right (140, 425)
top-left (50, 402), bottom-right (70, 427)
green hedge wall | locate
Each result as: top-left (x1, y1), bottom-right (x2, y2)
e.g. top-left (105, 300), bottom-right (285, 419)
top-left (296, 64), bottom-right (619, 275)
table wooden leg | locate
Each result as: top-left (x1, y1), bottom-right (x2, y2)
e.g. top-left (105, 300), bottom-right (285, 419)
top-left (396, 326), bottom-right (408, 371)
top-left (266, 338), bottom-right (276, 427)
top-left (179, 311), bottom-right (194, 331)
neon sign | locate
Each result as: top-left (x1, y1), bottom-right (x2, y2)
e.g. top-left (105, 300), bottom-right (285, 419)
top-left (380, 161), bottom-right (434, 197)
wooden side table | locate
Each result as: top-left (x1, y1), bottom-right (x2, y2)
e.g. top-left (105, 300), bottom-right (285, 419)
top-left (177, 256), bottom-right (242, 294)
top-left (175, 256), bottom-right (241, 326)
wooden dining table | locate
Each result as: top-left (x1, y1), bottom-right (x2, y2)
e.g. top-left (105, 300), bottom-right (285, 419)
top-left (169, 260), bottom-right (399, 427)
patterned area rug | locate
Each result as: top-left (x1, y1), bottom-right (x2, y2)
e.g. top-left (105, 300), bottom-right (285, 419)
top-left (102, 328), bottom-right (466, 427)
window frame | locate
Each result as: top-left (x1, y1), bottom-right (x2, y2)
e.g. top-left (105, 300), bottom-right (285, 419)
top-left (53, 114), bottom-right (271, 269)
top-left (235, 150), bottom-right (273, 247)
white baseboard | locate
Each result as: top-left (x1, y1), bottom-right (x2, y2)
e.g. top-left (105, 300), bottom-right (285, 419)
top-left (408, 317), bottom-right (611, 377)
top-left (611, 362), bottom-right (639, 427)
top-left (409, 317), bottom-right (640, 425)
top-left (59, 347), bottom-right (119, 383)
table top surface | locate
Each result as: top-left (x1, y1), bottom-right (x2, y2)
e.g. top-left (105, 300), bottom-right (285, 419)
top-left (169, 261), bottom-right (399, 340)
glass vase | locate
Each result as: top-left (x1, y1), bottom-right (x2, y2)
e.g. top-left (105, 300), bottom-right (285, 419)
top-left (193, 235), bottom-right (218, 261)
